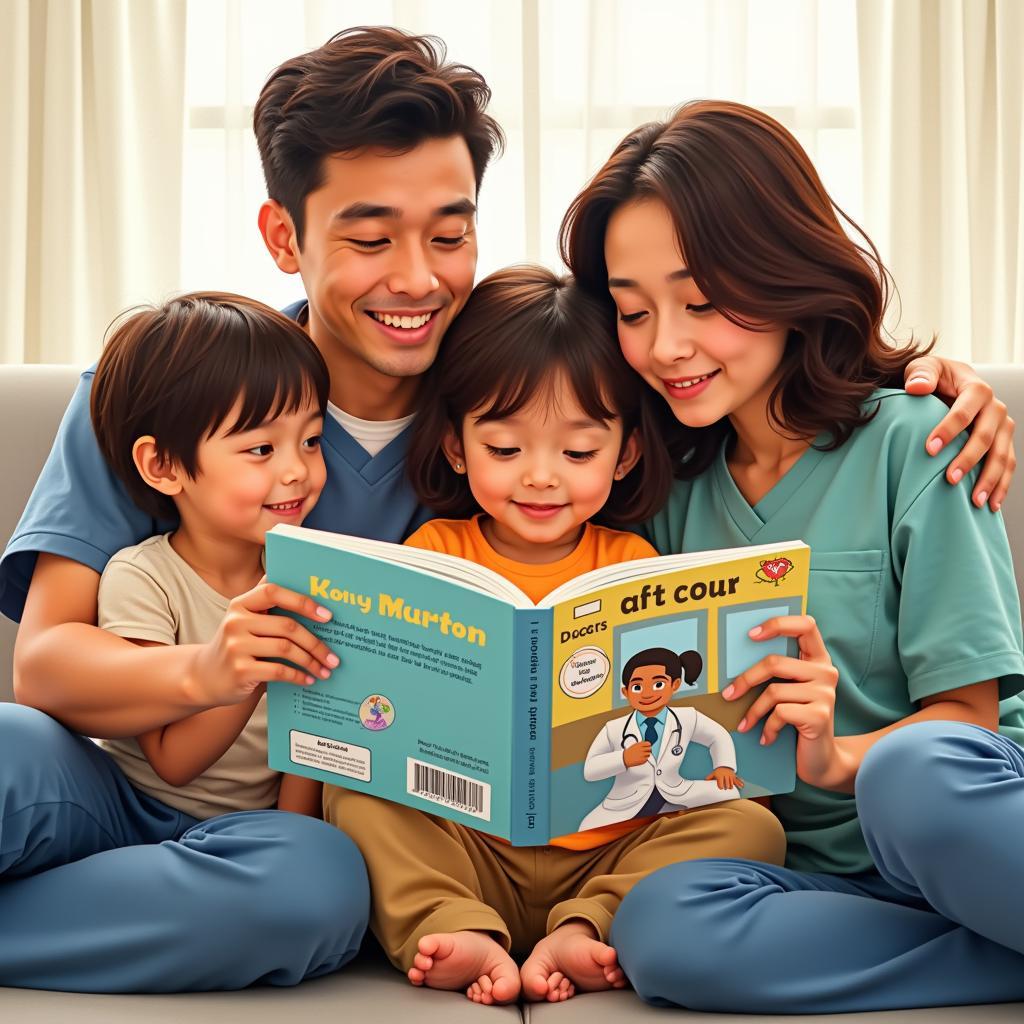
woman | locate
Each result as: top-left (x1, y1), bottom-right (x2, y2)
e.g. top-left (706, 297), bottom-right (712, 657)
top-left (560, 100), bottom-right (1024, 1014)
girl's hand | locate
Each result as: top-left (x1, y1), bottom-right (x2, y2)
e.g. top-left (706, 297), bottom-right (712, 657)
top-left (722, 615), bottom-right (849, 791)
top-left (705, 766), bottom-right (744, 790)
top-left (903, 355), bottom-right (1016, 511)
top-left (188, 580), bottom-right (339, 707)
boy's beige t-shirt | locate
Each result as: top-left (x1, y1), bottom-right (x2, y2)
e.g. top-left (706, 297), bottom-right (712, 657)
top-left (96, 533), bottom-right (278, 821)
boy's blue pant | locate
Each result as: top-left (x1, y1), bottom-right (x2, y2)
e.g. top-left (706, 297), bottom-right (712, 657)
top-left (613, 721), bottom-right (1024, 1013)
top-left (0, 703), bottom-right (369, 992)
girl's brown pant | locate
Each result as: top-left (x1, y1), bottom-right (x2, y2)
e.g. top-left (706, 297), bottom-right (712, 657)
top-left (323, 787), bottom-right (785, 970)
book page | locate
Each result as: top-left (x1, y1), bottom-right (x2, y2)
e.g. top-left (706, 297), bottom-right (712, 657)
top-left (539, 541), bottom-right (806, 606)
top-left (269, 523), bottom-right (532, 606)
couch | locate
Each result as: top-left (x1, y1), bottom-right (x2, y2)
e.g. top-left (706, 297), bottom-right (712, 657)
top-left (1, 363), bottom-right (1022, 1022)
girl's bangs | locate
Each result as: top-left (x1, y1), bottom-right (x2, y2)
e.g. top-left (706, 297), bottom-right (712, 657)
top-left (472, 336), bottom-right (621, 426)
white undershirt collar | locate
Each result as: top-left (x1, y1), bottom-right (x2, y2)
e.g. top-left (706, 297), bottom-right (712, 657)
top-left (326, 401), bottom-right (415, 457)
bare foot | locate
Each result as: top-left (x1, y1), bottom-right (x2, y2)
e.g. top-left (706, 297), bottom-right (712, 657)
top-left (520, 921), bottom-right (628, 1002)
top-left (407, 931), bottom-right (521, 1005)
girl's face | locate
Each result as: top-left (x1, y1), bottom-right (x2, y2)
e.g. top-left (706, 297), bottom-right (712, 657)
top-left (444, 372), bottom-right (640, 556)
top-left (604, 197), bottom-right (789, 428)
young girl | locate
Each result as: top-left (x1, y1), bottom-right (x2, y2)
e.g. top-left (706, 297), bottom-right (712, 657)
top-left (322, 266), bottom-right (787, 1005)
top-left (560, 100), bottom-right (1024, 1013)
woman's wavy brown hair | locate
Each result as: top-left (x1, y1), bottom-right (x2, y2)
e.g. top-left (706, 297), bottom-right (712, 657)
top-left (407, 265), bottom-right (674, 527)
top-left (559, 100), bottom-right (929, 478)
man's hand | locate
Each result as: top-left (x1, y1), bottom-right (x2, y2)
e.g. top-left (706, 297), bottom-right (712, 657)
top-left (623, 740), bottom-right (653, 767)
top-left (188, 580), bottom-right (339, 707)
top-left (904, 355), bottom-right (1016, 511)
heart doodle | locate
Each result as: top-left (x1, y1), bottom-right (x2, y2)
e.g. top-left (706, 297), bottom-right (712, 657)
top-left (761, 558), bottom-right (792, 580)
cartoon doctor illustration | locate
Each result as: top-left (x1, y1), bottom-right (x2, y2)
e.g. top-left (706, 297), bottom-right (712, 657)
top-left (578, 647), bottom-right (744, 831)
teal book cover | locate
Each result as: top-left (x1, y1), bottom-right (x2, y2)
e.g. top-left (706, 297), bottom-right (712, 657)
top-left (265, 528), bottom-right (531, 840)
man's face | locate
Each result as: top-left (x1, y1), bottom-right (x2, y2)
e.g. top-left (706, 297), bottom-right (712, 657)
top-left (288, 137), bottom-right (478, 404)
top-left (623, 664), bottom-right (681, 715)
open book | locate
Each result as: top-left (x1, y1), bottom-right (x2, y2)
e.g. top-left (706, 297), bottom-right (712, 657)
top-left (265, 523), bottom-right (809, 845)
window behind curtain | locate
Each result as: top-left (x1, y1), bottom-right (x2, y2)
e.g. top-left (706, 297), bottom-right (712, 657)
top-left (180, 0), bottom-right (860, 307)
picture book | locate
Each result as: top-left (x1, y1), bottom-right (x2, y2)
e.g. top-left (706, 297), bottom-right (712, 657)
top-left (265, 524), bottom-right (810, 845)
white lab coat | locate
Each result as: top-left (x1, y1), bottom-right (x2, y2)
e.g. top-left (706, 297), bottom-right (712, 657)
top-left (578, 705), bottom-right (739, 831)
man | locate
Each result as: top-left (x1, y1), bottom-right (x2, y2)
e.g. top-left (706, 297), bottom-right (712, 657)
top-left (0, 25), bottom-right (1013, 994)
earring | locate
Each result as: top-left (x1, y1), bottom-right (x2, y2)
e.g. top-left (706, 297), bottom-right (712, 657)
top-left (455, 462), bottom-right (463, 471)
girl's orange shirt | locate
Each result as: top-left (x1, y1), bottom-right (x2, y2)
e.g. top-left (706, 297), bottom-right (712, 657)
top-left (405, 514), bottom-right (665, 850)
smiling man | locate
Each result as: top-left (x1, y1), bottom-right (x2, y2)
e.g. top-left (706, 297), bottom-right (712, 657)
top-left (261, 143), bottom-right (479, 419)
top-left (253, 31), bottom-right (501, 534)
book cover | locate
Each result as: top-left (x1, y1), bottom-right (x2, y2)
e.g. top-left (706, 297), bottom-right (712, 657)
top-left (265, 525), bottom-right (809, 845)
top-left (541, 550), bottom-right (808, 842)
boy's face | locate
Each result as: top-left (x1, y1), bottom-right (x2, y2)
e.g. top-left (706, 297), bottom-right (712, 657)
top-left (623, 664), bottom-right (681, 714)
top-left (175, 401), bottom-right (327, 546)
top-left (262, 137), bottom-right (478, 417)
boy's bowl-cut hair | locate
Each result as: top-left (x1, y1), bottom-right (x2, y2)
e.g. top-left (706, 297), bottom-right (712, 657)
top-left (254, 25), bottom-right (505, 247)
top-left (91, 292), bottom-right (330, 521)
top-left (407, 265), bottom-right (675, 528)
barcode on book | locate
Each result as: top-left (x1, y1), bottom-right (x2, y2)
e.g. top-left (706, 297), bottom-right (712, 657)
top-left (407, 757), bottom-right (491, 821)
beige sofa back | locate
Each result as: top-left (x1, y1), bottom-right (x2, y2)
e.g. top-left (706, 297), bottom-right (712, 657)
top-left (1, 364), bottom-right (1022, 702)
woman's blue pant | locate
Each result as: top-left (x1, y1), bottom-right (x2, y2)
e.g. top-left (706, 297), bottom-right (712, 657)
top-left (612, 721), bottom-right (1024, 1013)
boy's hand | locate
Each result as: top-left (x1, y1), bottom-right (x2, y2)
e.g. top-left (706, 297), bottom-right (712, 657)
top-left (722, 615), bottom-right (850, 790)
top-left (705, 766), bottom-right (744, 790)
top-left (623, 741), bottom-right (653, 767)
top-left (188, 580), bottom-right (339, 706)
top-left (903, 355), bottom-right (1016, 511)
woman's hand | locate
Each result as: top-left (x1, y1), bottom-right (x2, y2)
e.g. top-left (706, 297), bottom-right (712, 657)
top-left (903, 355), bottom-right (1016, 511)
top-left (722, 615), bottom-right (853, 791)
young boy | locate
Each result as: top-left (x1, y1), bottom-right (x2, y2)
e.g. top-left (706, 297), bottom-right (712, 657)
top-left (0, 292), bottom-right (366, 991)
top-left (88, 292), bottom-right (336, 821)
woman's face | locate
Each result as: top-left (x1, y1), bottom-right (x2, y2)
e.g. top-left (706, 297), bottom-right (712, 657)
top-left (604, 197), bottom-right (788, 428)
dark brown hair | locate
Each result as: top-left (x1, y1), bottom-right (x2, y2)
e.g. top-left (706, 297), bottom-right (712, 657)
top-left (91, 292), bottom-right (330, 520)
top-left (254, 25), bottom-right (504, 246)
top-left (560, 100), bottom-right (930, 478)
top-left (407, 265), bottom-right (674, 527)
top-left (622, 648), bottom-right (703, 688)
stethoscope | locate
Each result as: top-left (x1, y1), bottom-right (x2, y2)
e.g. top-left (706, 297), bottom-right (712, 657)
top-left (621, 707), bottom-right (685, 758)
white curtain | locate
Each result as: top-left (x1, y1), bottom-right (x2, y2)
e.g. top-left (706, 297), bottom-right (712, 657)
top-left (858, 0), bottom-right (1024, 361)
top-left (17, 2), bottom-right (1022, 363)
top-left (0, 0), bottom-right (187, 363)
